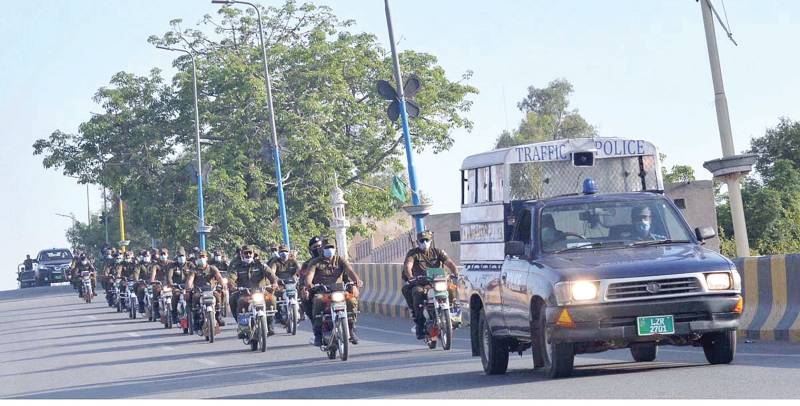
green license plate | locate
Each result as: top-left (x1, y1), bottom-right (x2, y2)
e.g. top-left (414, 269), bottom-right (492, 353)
top-left (636, 315), bottom-right (675, 336)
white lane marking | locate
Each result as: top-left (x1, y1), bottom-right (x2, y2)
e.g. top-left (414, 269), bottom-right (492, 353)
top-left (256, 371), bottom-right (280, 378)
top-left (198, 358), bottom-right (217, 366)
top-left (660, 348), bottom-right (800, 359)
top-left (357, 324), bottom-right (470, 343)
top-left (126, 332), bottom-right (140, 337)
top-left (86, 315), bottom-right (97, 320)
top-left (160, 345), bottom-right (175, 351)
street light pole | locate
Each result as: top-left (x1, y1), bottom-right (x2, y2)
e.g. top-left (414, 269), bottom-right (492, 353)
top-left (699, 0), bottom-right (751, 257)
top-left (384, 0), bottom-right (425, 234)
top-left (212, 0), bottom-right (291, 249)
top-left (156, 45), bottom-right (208, 251)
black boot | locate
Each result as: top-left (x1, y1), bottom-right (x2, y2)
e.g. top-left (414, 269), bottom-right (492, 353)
top-left (349, 324), bottom-right (359, 345)
top-left (267, 316), bottom-right (275, 336)
top-left (415, 318), bottom-right (426, 340)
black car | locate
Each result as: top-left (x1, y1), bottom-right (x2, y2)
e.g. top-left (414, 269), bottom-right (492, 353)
top-left (35, 248), bottom-right (73, 286)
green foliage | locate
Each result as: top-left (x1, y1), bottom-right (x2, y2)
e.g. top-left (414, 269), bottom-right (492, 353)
top-left (662, 165), bottom-right (696, 184)
top-left (32, 1), bottom-right (477, 255)
top-left (495, 79), bottom-right (596, 148)
top-left (717, 116), bottom-right (800, 255)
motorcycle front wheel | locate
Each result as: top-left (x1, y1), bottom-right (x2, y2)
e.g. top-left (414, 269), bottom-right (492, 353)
top-left (337, 317), bottom-right (349, 361)
top-left (207, 310), bottom-right (215, 343)
top-left (289, 306), bottom-right (297, 336)
top-left (440, 309), bottom-right (453, 351)
top-left (258, 316), bottom-right (267, 352)
top-left (164, 308), bottom-right (172, 329)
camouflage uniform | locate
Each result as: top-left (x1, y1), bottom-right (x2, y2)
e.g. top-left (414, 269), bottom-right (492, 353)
top-left (306, 240), bottom-right (362, 344)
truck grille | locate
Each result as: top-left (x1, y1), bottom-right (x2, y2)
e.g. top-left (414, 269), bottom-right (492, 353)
top-left (606, 277), bottom-right (701, 300)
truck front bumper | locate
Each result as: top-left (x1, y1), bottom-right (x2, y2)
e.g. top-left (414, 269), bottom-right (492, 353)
top-left (547, 294), bottom-right (741, 343)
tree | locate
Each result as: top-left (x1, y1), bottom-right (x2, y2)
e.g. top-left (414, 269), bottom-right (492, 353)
top-left (33, 1), bottom-right (478, 257)
top-left (749, 117), bottom-right (800, 178)
top-left (663, 165), bottom-right (696, 184)
top-left (495, 79), bottom-right (595, 148)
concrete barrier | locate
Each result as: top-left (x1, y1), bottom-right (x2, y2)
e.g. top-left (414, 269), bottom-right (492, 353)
top-left (352, 263), bottom-right (411, 319)
top-left (735, 255), bottom-right (800, 342)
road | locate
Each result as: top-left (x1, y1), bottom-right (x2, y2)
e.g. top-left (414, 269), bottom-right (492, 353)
top-left (1, 286), bottom-right (799, 399)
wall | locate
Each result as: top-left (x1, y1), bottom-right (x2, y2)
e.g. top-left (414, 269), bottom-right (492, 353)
top-left (664, 180), bottom-right (720, 252)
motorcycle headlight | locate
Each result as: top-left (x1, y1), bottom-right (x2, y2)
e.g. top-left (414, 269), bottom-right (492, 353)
top-left (251, 293), bottom-right (265, 303)
top-left (331, 291), bottom-right (345, 302)
top-left (705, 273), bottom-right (732, 290)
top-left (434, 281), bottom-right (448, 292)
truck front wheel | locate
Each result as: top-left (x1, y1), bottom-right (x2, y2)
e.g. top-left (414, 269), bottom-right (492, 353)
top-left (702, 330), bottom-right (736, 364)
top-left (536, 304), bottom-right (575, 379)
top-left (478, 309), bottom-right (508, 375)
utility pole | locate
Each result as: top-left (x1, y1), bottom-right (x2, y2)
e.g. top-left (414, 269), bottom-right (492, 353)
top-left (698, 0), bottom-right (756, 257)
top-left (384, 0), bottom-right (428, 234)
top-left (102, 187), bottom-right (109, 245)
top-left (86, 184), bottom-right (91, 225)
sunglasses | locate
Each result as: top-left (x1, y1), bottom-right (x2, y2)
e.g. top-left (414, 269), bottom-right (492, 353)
top-left (419, 239), bottom-right (431, 243)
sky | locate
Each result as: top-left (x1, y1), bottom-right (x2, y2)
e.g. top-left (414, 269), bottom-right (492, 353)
top-left (1, 0), bottom-right (798, 290)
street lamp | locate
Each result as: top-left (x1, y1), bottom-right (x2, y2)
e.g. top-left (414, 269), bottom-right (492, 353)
top-left (211, 0), bottom-right (291, 249)
top-left (156, 45), bottom-right (209, 251)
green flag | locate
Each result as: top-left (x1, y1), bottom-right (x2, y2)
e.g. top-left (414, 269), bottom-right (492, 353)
top-left (391, 175), bottom-right (408, 202)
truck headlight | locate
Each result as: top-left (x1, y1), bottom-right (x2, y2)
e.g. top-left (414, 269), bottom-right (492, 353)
top-left (555, 281), bottom-right (600, 304)
top-left (705, 273), bottom-right (732, 290)
top-left (571, 281), bottom-right (599, 301)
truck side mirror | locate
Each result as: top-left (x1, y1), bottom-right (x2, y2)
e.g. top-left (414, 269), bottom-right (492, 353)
top-left (505, 241), bottom-right (525, 257)
top-left (695, 226), bottom-right (717, 242)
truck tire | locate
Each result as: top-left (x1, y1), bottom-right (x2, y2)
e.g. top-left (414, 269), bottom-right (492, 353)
top-left (536, 304), bottom-right (574, 379)
top-left (478, 309), bottom-right (508, 375)
top-left (630, 343), bottom-right (658, 362)
top-left (702, 330), bottom-right (736, 364)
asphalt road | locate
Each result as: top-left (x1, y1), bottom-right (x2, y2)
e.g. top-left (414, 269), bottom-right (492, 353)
top-left (1, 286), bottom-right (799, 399)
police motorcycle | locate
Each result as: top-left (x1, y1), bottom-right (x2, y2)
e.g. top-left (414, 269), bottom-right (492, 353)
top-left (157, 282), bottom-right (174, 329)
top-left (410, 268), bottom-right (459, 350)
top-left (236, 285), bottom-right (275, 352)
top-left (116, 278), bottom-right (136, 317)
top-left (313, 282), bottom-right (355, 361)
top-left (191, 286), bottom-right (219, 343)
top-left (111, 277), bottom-right (122, 310)
top-left (79, 271), bottom-right (93, 303)
top-left (177, 285), bottom-right (191, 334)
top-left (277, 278), bottom-right (300, 335)
top-left (144, 283), bottom-right (156, 321)
top-left (126, 280), bottom-right (139, 319)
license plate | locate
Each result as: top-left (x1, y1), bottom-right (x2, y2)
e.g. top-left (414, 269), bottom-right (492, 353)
top-left (636, 315), bottom-right (674, 336)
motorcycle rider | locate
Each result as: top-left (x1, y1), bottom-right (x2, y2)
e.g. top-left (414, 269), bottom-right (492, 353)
top-left (115, 250), bottom-right (139, 309)
top-left (402, 230), bottom-right (460, 339)
top-left (71, 253), bottom-right (97, 298)
top-left (100, 248), bottom-right (116, 292)
top-left (166, 247), bottom-right (192, 325)
top-left (149, 248), bottom-right (172, 319)
top-left (299, 236), bottom-right (324, 322)
top-left (133, 249), bottom-right (152, 313)
top-left (228, 245), bottom-right (277, 336)
top-left (185, 250), bottom-right (227, 330)
top-left (209, 249), bottom-right (229, 275)
top-left (305, 238), bottom-right (364, 346)
top-left (269, 244), bottom-right (299, 323)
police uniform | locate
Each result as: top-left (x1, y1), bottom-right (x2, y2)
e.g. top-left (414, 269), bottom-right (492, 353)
top-left (307, 253), bottom-right (359, 338)
top-left (403, 231), bottom-right (458, 335)
top-left (228, 247), bottom-right (277, 317)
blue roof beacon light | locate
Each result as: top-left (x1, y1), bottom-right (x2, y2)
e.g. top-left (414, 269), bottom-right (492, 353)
top-left (582, 178), bottom-right (598, 195)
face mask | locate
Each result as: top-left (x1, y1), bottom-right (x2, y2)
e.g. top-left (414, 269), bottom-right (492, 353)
top-left (418, 241), bottom-right (431, 251)
top-left (243, 257), bottom-right (253, 264)
top-left (159, 255), bottom-right (167, 262)
top-left (115, 258), bottom-right (122, 264)
top-left (106, 255), bottom-right (112, 260)
top-left (214, 255), bottom-right (222, 262)
top-left (81, 260), bottom-right (88, 265)
top-left (279, 252), bottom-right (288, 261)
top-left (323, 248), bottom-right (335, 258)
top-left (196, 258), bottom-right (207, 267)
top-left (177, 256), bottom-right (186, 265)
top-left (636, 220), bottom-right (651, 234)
top-left (271, 251), bottom-right (278, 258)
top-left (142, 257), bottom-right (151, 263)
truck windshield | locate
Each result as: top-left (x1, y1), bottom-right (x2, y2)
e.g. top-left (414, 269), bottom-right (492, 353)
top-left (540, 197), bottom-right (694, 254)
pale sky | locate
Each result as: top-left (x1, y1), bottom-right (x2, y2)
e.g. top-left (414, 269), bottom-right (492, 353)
top-left (2, 0), bottom-right (798, 290)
